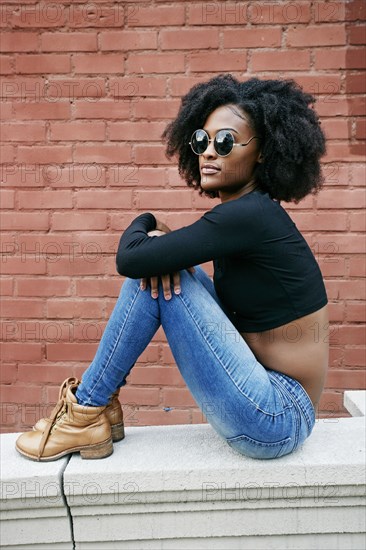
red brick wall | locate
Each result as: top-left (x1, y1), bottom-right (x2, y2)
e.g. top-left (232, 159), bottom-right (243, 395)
top-left (1, 1), bottom-right (365, 432)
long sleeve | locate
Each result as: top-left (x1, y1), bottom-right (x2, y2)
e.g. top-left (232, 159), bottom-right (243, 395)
top-left (116, 194), bottom-right (264, 278)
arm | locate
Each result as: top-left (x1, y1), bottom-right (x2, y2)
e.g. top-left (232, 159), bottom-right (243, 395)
top-left (116, 198), bottom-right (261, 278)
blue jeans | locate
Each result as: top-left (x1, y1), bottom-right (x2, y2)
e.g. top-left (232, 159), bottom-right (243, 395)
top-left (76, 266), bottom-right (316, 459)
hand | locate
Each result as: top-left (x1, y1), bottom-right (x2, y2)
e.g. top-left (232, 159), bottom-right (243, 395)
top-left (140, 225), bottom-right (195, 299)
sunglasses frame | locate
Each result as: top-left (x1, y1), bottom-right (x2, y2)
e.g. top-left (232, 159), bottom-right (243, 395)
top-left (189, 129), bottom-right (260, 157)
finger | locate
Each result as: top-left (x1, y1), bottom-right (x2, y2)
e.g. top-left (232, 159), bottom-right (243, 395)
top-left (187, 266), bottom-right (195, 273)
top-left (172, 272), bottom-right (181, 295)
top-left (161, 274), bottom-right (172, 300)
top-left (140, 278), bottom-right (147, 291)
top-left (150, 276), bottom-right (159, 298)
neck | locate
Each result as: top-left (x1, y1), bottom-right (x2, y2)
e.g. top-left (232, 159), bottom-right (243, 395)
top-left (219, 180), bottom-right (259, 203)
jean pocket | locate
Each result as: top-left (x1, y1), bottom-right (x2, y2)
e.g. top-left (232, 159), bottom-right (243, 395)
top-left (226, 432), bottom-right (293, 460)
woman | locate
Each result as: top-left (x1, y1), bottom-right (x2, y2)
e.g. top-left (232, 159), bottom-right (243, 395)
top-left (16, 74), bottom-right (328, 461)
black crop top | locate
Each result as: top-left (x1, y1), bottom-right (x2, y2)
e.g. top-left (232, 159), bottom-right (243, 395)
top-left (116, 190), bottom-right (328, 332)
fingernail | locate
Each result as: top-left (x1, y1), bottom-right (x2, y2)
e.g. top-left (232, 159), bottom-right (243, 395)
top-left (165, 293), bottom-right (171, 300)
top-left (174, 287), bottom-right (181, 294)
top-left (152, 291), bottom-right (158, 298)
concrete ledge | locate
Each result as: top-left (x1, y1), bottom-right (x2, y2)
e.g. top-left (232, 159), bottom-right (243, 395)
top-left (1, 392), bottom-right (365, 550)
top-left (344, 390), bottom-right (366, 417)
top-left (0, 433), bottom-right (72, 549)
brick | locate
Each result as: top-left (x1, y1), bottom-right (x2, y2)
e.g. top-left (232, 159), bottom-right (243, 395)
top-left (291, 212), bottom-right (347, 232)
top-left (170, 76), bottom-right (212, 96)
top-left (348, 24), bottom-right (366, 45)
top-left (50, 121), bottom-right (105, 141)
top-left (76, 190), bottom-right (132, 209)
top-left (128, 53), bottom-right (185, 74)
top-left (0, 32), bottom-right (38, 51)
top-left (0, 189), bottom-right (15, 208)
top-left (0, 144), bottom-right (15, 162)
top-left (0, 385), bottom-right (43, 405)
top-left (287, 25), bottom-right (346, 47)
top-left (43, 165), bottom-right (106, 188)
top-left (315, 48), bottom-right (347, 70)
top-left (17, 278), bottom-right (71, 297)
top-left (10, 4), bottom-right (66, 28)
top-left (0, 364), bottom-right (17, 384)
top-left (46, 343), bottom-right (98, 361)
top-left (355, 118), bottom-right (366, 139)
top-left (1, 299), bottom-right (44, 318)
top-left (74, 100), bottom-right (129, 119)
top-left (52, 212), bottom-right (107, 231)
top-left (344, 348), bottom-right (366, 367)
top-left (335, 326), bottom-right (366, 346)
top-left (251, 50), bottom-right (310, 71)
top-left (137, 190), bottom-right (192, 210)
top-left (0, 257), bottom-right (47, 275)
top-left (346, 48), bottom-right (366, 70)
top-left (317, 189), bottom-right (365, 209)
top-left (326, 280), bottom-right (365, 301)
top-left (326, 368), bottom-right (365, 389)
top-left (346, 72), bottom-right (366, 93)
top-left (126, 409), bottom-right (190, 427)
top-left (318, 390), bottom-right (347, 418)
top-left (0, 213), bottom-right (49, 231)
top-left (76, 278), bottom-right (121, 298)
top-left (349, 211), bottom-right (365, 231)
top-left (188, 3), bottom-right (248, 25)
top-left (46, 299), bottom-right (104, 320)
top-left (0, 122), bottom-right (46, 142)
top-left (17, 146), bottom-right (72, 164)
top-left (132, 98), bottom-right (180, 120)
top-left (109, 77), bottom-right (166, 98)
top-left (162, 388), bottom-right (197, 407)
top-left (0, 278), bottom-right (13, 296)
top-left (346, 302), bottom-right (366, 323)
top-left (47, 256), bottom-right (106, 276)
top-left (13, 101), bottom-right (71, 120)
top-left (189, 52), bottom-right (246, 72)
top-left (286, 74), bottom-right (342, 96)
top-left (16, 54), bottom-right (71, 74)
top-left (119, 387), bottom-right (160, 406)
top-left (18, 190), bottom-right (73, 209)
top-left (74, 144), bottom-right (132, 164)
top-left (134, 145), bottom-right (173, 165)
top-left (127, 5), bottom-right (185, 27)
top-left (109, 121), bottom-right (166, 142)
top-left (0, 55), bottom-right (13, 74)
top-left (313, 234), bottom-right (365, 254)
top-left (47, 78), bottom-right (105, 100)
top-left (41, 32), bottom-right (97, 52)
top-left (345, 0), bottom-right (366, 21)
top-left (100, 31), bottom-right (157, 51)
top-left (314, 2), bottom-right (346, 22)
top-left (223, 28), bottom-right (282, 48)
top-left (161, 28), bottom-right (218, 50)
top-left (73, 54), bottom-right (124, 74)
top-left (129, 366), bottom-right (185, 387)
top-left (322, 118), bottom-right (351, 140)
top-left (349, 256), bottom-right (366, 277)
top-left (66, 4), bottom-right (124, 28)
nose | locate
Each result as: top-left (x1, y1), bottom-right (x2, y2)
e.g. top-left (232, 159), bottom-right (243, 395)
top-left (202, 139), bottom-right (217, 160)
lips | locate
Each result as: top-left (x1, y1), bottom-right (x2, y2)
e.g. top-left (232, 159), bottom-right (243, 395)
top-left (201, 163), bottom-right (221, 175)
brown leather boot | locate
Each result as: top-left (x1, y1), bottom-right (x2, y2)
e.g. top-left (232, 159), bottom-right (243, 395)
top-left (16, 383), bottom-right (113, 461)
top-left (34, 381), bottom-right (125, 443)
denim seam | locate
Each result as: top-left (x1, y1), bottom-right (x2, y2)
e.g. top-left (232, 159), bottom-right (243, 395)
top-left (178, 292), bottom-right (287, 418)
top-left (269, 373), bottom-right (314, 433)
top-left (83, 284), bottom-right (141, 405)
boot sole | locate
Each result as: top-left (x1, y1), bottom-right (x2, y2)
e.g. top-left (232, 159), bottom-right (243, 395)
top-left (15, 437), bottom-right (113, 462)
top-left (111, 423), bottom-right (125, 442)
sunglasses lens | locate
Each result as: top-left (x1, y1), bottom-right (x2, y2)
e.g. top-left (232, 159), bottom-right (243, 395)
top-left (214, 130), bottom-right (234, 156)
top-left (191, 130), bottom-right (208, 155)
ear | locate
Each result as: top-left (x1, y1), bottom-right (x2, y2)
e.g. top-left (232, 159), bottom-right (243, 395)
top-left (257, 151), bottom-right (264, 164)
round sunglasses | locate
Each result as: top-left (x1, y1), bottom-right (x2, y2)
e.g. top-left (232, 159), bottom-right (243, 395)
top-left (189, 129), bottom-right (260, 157)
